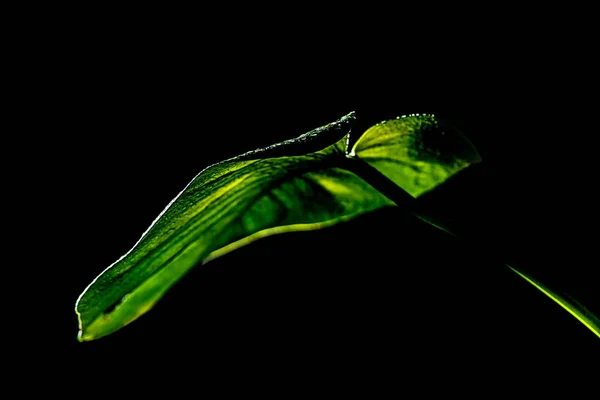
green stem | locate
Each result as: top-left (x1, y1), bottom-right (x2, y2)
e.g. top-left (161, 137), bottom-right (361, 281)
top-left (342, 154), bottom-right (415, 208)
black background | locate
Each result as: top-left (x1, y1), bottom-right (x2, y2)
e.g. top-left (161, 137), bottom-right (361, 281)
top-left (12, 6), bottom-right (599, 395)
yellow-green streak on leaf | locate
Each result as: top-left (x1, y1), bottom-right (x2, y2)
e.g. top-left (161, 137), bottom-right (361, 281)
top-left (413, 212), bottom-right (600, 340)
top-left (351, 114), bottom-right (481, 198)
top-left (507, 265), bottom-right (600, 339)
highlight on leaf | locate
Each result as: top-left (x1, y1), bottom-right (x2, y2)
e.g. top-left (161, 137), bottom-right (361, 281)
top-left (506, 265), bottom-right (600, 339)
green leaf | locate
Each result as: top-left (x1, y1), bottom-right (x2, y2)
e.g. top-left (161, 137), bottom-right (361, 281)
top-left (75, 112), bottom-right (395, 341)
top-left (351, 114), bottom-right (481, 198)
top-left (75, 111), bottom-right (487, 342)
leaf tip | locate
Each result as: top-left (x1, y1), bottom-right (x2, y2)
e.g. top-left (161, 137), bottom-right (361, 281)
top-left (75, 308), bottom-right (90, 342)
top-left (340, 110), bottom-right (356, 122)
top-left (76, 330), bottom-right (87, 343)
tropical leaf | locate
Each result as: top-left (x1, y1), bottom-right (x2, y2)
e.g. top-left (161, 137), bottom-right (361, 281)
top-left (75, 112), bottom-right (484, 341)
top-left (75, 112), bottom-right (392, 341)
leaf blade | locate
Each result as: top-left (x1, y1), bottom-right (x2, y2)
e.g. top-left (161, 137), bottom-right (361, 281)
top-left (75, 113), bottom-right (397, 341)
top-left (351, 114), bottom-right (481, 198)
